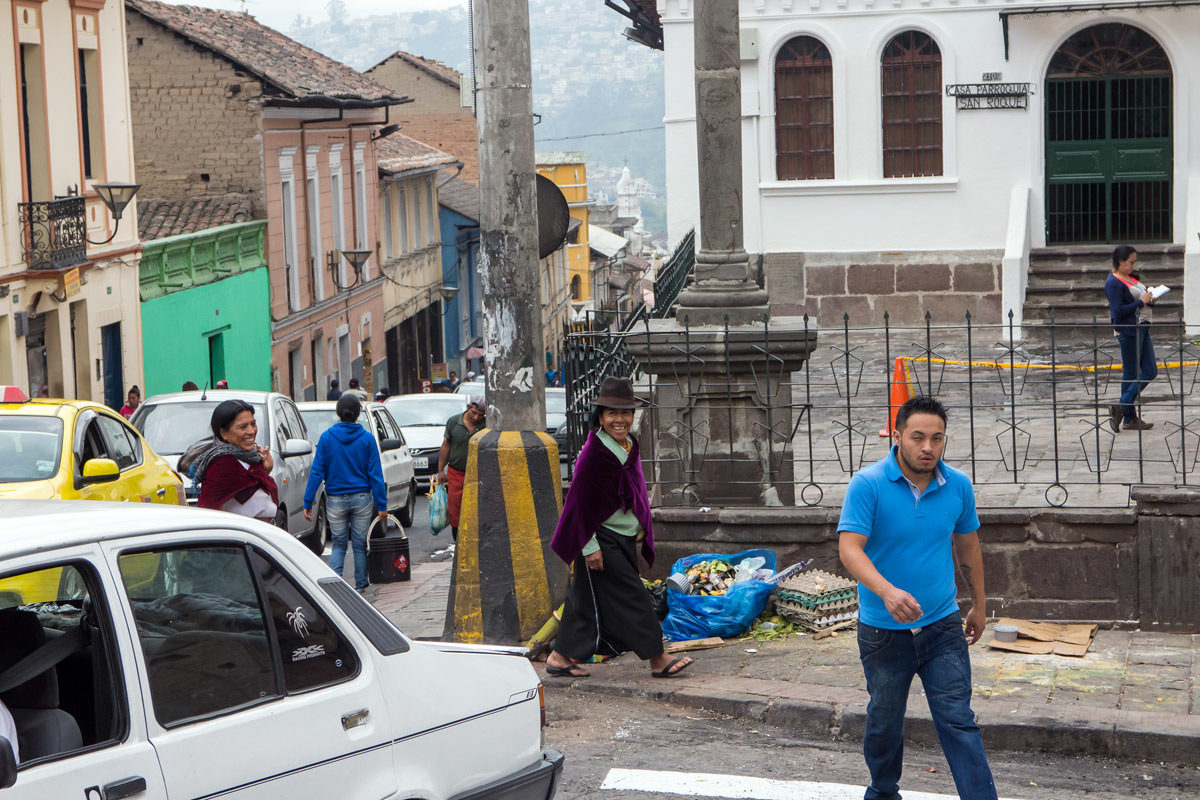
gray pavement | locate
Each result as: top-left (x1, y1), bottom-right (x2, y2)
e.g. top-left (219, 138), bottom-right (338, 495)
top-left (367, 566), bottom-right (1200, 763)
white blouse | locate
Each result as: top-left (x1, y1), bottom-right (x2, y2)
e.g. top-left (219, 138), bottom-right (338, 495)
top-left (220, 460), bottom-right (277, 521)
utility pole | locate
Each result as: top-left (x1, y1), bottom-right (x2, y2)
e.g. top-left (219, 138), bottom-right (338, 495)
top-left (473, 0), bottom-right (545, 432)
top-left (443, 0), bottom-right (567, 646)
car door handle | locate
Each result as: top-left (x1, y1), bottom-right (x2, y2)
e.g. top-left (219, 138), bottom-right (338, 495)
top-left (342, 708), bottom-right (370, 730)
top-left (156, 488), bottom-right (167, 497)
top-left (103, 776), bottom-right (147, 800)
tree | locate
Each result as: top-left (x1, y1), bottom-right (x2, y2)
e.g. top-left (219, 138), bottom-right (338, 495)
top-left (325, 0), bottom-right (348, 28)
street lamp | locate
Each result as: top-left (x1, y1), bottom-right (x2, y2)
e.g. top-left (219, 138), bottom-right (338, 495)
top-left (328, 249), bottom-right (372, 290)
top-left (439, 284), bottom-right (459, 316)
top-left (83, 182), bottom-right (141, 245)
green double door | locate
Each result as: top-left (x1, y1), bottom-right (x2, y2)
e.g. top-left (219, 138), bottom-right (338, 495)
top-left (1045, 75), bottom-right (1172, 245)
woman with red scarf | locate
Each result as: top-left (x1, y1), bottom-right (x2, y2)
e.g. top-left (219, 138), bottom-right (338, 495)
top-left (544, 376), bottom-right (693, 679)
top-left (188, 400), bottom-right (279, 522)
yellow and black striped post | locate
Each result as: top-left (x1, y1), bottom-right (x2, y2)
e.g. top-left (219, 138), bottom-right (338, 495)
top-left (443, 429), bottom-right (569, 645)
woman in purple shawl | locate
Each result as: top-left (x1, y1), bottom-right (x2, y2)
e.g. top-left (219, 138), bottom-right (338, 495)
top-left (545, 377), bottom-right (694, 679)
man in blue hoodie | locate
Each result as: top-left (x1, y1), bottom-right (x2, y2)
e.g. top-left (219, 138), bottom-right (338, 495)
top-left (303, 394), bottom-right (387, 591)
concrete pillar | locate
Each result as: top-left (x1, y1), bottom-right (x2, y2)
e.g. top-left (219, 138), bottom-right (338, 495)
top-left (473, 0), bottom-right (545, 431)
top-left (626, 0), bottom-right (816, 506)
top-left (675, 0), bottom-right (769, 327)
top-left (1131, 486), bottom-right (1200, 632)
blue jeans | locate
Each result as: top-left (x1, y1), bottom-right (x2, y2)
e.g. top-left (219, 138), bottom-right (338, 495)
top-left (1118, 327), bottom-right (1157, 422)
top-left (858, 613), bottom-right (997, 800)
top-left (327, 491), bottom-right (373, 590)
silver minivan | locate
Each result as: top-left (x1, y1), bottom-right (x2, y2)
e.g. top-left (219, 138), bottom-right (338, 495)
top-left (130, 390), bottom-right (326, 550)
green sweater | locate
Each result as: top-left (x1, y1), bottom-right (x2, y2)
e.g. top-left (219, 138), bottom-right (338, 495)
top-left (580, 430), bottom-right (641, 556)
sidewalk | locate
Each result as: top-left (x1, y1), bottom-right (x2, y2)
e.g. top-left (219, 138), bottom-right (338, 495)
top-left (367, 560), bottom-right (452, 640)
top-left (368, 572), bottom-right (1200, 763)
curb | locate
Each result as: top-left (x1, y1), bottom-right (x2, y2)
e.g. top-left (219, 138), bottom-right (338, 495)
top-left (543, 678), bottom-right (1200, 765)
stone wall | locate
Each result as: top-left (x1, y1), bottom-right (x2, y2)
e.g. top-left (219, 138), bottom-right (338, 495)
top-left (765, 250), bottom-right (1005, 327)
top-left (648, 505), bottom-right (1169, 627)
top-left (126, 12), bottom-right (265, 214)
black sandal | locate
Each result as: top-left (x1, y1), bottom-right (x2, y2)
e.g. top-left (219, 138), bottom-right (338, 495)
top-left (545, 663), bottom-right (590, 678)
top-left (651, 656), bottom-right (693, 678)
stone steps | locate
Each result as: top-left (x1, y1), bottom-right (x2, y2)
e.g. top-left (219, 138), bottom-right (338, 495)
top-left (1022, 245), bottom-right (1185, 342)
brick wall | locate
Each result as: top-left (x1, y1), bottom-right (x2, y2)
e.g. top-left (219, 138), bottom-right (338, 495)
top-left (766, 250), bottom-right (1005, 326)
top-left (368, 57), bottom-right (461, 115)
top-left (126, 11), bottom-right (265, 214)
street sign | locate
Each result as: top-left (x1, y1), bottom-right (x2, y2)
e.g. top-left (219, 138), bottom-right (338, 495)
top-left (63, 268), bottom-right (81, 300)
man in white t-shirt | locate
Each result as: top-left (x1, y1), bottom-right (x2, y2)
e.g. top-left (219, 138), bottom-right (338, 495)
top-left (0, 698), bottom-right (18, 764)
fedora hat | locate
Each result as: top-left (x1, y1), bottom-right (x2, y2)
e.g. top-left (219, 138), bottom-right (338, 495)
top-left (592, 376), bottom-right (640, 409)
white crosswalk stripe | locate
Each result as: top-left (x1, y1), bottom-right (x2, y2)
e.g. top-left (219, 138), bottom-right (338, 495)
top-left (600, 768), bottom-right (1026, 800)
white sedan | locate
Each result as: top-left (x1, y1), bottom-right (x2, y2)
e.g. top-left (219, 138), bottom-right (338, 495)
top-left (297, 402), bottom-right (418, 540)
top-left (384, 394), bottom-right (468, 486)
top-left (0, 501), bottom-right (563, 800)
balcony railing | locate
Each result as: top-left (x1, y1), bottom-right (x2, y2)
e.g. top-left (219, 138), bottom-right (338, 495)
top-left (140, 220), bottom-right (267, 301)
top-left (19, 197), bottom-right (87, 270)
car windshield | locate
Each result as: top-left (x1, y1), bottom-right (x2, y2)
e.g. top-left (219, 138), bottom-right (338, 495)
top-left (298, 409), bottom-right (370, 441)
top-left (546, 390), bottom-right (566, 415)
top-left (0, 416), bottom-right (64, 483)
top-left (385, 398), bottom-right (465, 427)
top-left (133, 402), bottom-right (267, 454)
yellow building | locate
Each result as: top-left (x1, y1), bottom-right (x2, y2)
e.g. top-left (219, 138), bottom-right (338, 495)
top-left (0, 1), bottom-right (144, 406)
top-left (535, 152), bottom-right (591, 303)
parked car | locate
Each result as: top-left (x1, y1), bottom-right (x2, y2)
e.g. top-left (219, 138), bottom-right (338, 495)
top-left (384, 394), bottom-right (468, 486)
top-left (0, 389), bottom-right (184, 505)
top-left (0, 501), bottom-right (563, 800)
top-left (454, 380), bottom-right (486, 396)
top-left (296, 401), bottom-right (417, 534)
top-left (130, 390), bottom-right (324, 549)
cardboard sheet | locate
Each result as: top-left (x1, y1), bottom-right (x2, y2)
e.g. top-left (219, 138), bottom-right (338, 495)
top-left (986, 617), bottom-right (1098, 657)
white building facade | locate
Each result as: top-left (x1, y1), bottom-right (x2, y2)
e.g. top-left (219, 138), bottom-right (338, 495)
top-left (661, 0), bottom-right (1200, 329)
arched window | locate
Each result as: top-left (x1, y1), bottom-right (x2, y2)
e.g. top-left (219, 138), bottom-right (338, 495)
top-left (570, 274), bottom-right (581, 300)
top-left (775, 35), bottom-right (834, 180)
top-left (881, 30), bottom-right (942, 178)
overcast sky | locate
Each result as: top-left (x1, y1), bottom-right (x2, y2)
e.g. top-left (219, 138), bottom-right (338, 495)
top-left (164, 0), bottom-right (466, 32)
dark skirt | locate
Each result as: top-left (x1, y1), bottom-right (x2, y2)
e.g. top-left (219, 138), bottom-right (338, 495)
top-left (555, 526), bottom-right (664, 662)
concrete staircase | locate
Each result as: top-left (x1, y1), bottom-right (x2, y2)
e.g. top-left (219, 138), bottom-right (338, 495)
top-left (1022, 245), bottom-right (1185, 346)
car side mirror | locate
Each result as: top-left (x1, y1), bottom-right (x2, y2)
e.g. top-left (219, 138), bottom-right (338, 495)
top-left (381, 437), bottom-right (402, 452)
top-left (0, 735), bottom-right (16, 788)
top-left (282, 438), bottom-right (313, 459)
top-left (81, 458), bottom-right (120, 484)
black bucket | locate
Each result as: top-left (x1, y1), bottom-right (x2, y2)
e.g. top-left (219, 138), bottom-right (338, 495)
top-left (367, 515), bottom-right (410, 584)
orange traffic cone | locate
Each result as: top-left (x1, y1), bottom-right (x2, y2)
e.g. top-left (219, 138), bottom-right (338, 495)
top-left (879, 357), bottom-right (911, 437)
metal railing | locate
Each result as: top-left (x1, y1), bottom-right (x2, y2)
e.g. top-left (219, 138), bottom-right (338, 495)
top-left (562, 229), bottom-right (697, 473)
top-left (18, 197), bottom-right (87, 270)
top-left (563, 308), bottom-right (1200, 509)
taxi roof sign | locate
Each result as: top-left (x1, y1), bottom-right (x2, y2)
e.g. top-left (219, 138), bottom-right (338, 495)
top-left (0, 386), bottom-right (30, 403)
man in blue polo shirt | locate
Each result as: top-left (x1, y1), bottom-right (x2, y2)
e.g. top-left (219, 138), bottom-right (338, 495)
top-left (838, 396), bottom-right (996, 800)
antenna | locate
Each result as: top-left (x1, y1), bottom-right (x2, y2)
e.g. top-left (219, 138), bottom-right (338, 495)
top-left (201, 380), bottom-right (209, 402)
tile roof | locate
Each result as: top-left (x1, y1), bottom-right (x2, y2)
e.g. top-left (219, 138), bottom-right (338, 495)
top-left (536, 152), bottom-right (590, 166)
top-left (438, 176), bottom-right (480, 222)
top-left (376, 133), bottom-right (460, 176)
top-left (367, 51), bottom-right (461, 89)
top-left (137, 193), bottom-right (255, 240)
top-left (126, 0), bottom-right (406, 106)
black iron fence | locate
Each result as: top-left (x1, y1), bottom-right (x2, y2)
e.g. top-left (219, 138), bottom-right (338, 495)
top-left (563, 308), bottom-right (1200, 509)
top-left (19, 197), bottom-right (87, 270)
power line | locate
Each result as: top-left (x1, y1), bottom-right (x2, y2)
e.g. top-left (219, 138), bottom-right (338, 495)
top-left (537, 124), bottom-right (664, 142)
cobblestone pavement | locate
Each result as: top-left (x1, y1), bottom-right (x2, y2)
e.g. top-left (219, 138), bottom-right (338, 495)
top-left (367, 559), bottom-right (452, 640)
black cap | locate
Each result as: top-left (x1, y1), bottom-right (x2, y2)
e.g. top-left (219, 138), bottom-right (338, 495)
top-left (336, 393), bottom-right (362, 421)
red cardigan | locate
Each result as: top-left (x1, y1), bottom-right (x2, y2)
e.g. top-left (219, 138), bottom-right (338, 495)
top-left (197, 455), bottom-right (278, 511)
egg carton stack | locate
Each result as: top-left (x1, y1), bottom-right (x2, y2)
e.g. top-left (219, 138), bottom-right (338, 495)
top-left (773, 569), bottom-right (859, 630)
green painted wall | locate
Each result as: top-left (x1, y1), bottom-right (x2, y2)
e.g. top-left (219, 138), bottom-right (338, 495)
top-left (141, 268), bottom-right (271, 397)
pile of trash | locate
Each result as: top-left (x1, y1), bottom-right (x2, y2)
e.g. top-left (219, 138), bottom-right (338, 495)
top-left (773, 569), bottom-right (859, 630)
top-left (669, 556), bottom-right (773, 597)
top-left (661, 550), bottom-right (777, 640)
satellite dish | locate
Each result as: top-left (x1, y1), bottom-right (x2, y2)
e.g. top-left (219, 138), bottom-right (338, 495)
top-left (536, 174), bottom-right (571, 260)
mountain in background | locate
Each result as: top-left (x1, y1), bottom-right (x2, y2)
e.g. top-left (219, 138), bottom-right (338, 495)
top-left (288, 0), bottom-right (668, 241)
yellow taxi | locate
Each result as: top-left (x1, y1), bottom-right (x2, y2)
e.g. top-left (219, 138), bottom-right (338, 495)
top-left (0, 387), bottom-right (185, 504)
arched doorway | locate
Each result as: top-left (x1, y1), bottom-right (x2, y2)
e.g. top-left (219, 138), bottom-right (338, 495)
top-left (1045, 23), bottom-right (1172, 245)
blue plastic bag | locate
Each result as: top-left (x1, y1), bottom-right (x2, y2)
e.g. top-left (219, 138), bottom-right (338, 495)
top-left (660, 549), bottom-right (777, 641)
top-left (428, 483), bottom-right (449, 534)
